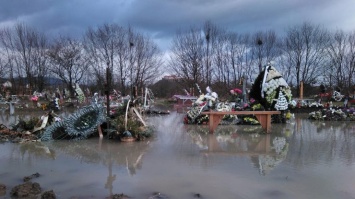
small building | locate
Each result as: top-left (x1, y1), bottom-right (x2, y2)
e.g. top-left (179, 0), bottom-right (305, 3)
top-left (172, 95), bottom-right (197, 112)
top-left (163, 75), bottom-right (180, 80)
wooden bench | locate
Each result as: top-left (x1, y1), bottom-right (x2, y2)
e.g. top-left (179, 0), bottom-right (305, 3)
top-left (201, 111), bottom-right (281, 134)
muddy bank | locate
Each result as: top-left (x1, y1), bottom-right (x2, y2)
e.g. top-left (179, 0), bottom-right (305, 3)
top-left (0, 172), bottom-right (167, 199)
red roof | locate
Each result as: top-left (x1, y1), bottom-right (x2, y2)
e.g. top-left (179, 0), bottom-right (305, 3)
top-left (172, 95), bottom-right (197, 100)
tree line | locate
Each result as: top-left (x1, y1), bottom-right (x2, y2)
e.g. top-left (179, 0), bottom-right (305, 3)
top-left (1, 21), bottom-right (354, 98)
top-left (0, 23), bottom-right (162, 97)
top-left (168, 21), bottom-right (355, 97)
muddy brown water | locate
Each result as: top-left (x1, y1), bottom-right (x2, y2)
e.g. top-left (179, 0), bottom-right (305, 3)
top-left (0, 110), bottom-right (355, 199)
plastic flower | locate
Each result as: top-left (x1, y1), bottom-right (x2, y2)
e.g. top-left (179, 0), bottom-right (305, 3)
top-left (230, 88), bottom-right (242, 94)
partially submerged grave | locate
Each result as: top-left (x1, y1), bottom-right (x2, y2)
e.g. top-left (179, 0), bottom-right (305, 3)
top-left (1, 99), bottom-right (154, 142)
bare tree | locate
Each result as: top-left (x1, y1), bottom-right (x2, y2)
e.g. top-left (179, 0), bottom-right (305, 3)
top-left (0, 28), bottom-right (12, 81)
top-left (242, 34), bottom-right (257, 85)
top-left (84, 24), bottom-right (129, 94)
top-left (169, 23), bottom-right (268, 94)
top-left (262, 30), bottom-right (278, 64)
top-left (0, 24), bottom-right (49, 94)
top-left (132, 33), bottom-right (163, 92)
top-left (203, 21), bottom-right (220, 85)
top-left (13, 23), bottom-right (49, 91)
top-left (32, 32), bottom-right (49, 92)
top-left (281, 22), bottom-right (330, 96)
top-left (326, 30), bottom-right (347, 89)
top-left (345, 31), bottom-right (355, 90)
top-left (0, 27), bottom-right (20, 93)
top-left (47, 36), bottom-right (87, 97)
top-left (224, 32), bottom-right (256, 87)
top-left (0, 57), bottom-right (8, 80)
top-left (212, 31), bottom-right (229, 86)
top-left (251, 30), bottom-right (279, 73)
top-left (275, 49), bottom-right (294, 84)
top-left (168, 27), bottom-right (204, 90)
top-left (254, 32), bottom-right (264, 73)
top-left (84, 24), bottom-right (162, 96)
top-left (127, 27), bottom-right (135, 95)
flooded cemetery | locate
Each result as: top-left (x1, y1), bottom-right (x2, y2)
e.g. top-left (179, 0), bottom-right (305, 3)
top-left (0, 64), bottom-right (355, 199)
top-left (1, 111), bottom-right (355, 199)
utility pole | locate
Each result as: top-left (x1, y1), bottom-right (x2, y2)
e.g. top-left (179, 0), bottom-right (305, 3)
top-left (129, 41), bottom-right (134, 96)
top-left (242, 73), bottom-right (247, 103)
top-left (106, 64), bottom-right (110, 129)
top-left (205, 32), bottom-right (210, 85)
top-left (257, 38), bottom-right (263, 73)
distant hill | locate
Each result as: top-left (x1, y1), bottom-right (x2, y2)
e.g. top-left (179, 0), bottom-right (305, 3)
top-left (45, 77), bottom-right (64, 85)
top-left (1, 76), bottom-right (64, 86)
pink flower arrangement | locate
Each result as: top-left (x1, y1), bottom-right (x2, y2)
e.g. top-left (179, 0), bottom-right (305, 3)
top-left (230, 88), bottom-right (242, 94)
top-left (31, 96), bottom-right (38, 102)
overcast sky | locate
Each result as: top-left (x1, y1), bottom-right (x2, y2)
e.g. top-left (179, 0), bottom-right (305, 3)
top-left (1, 0), bottom-right (354, 51)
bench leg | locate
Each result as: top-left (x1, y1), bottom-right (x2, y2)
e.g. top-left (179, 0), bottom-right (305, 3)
top-left (208, 114), bottom-right (224, 134)
top-left (255, 114), bottom-right (272, 133)
top-left (98, 125), bottom-right (103, 138)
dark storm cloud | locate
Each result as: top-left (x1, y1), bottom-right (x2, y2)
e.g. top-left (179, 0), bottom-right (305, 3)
top-left (0, 0), bottom-right (354, 50)
top-left (0, 0), bottom-right (128, 38)
top-left (116, 0), bottom-right (355, 45)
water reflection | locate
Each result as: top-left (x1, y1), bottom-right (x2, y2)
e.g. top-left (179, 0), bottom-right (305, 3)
top-left (11, 139), bottom-right (150, 197)
top-left (185, 125), bottom-right (290, 175)
top-left (3, 113), bottom-right (355, 173)
top-left (0, 109), bottom-right (23, 127)
top-left (1, 112), bottom-right (354, 198)
top-left (289, 116), bottom-right (355, 167)
top-left (0, 108), bottom-right (74, 127)
top-left (18, 142), bottom-right (56, 160)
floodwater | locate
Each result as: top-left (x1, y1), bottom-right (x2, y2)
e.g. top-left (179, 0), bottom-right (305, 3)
top-left (0, 111), bottom-right (355, 199)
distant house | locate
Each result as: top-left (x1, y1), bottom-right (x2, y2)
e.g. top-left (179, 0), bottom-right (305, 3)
top-left (163, 75), bottom-right (181, 80)
top-left (2, 81), bottom-right (12, 88)
top-left (172, 94), bottom-right (197, 112)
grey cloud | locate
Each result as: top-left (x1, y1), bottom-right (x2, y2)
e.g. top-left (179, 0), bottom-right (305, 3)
top-left (0, 0), bottom-right (354, 50)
